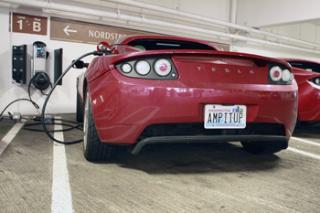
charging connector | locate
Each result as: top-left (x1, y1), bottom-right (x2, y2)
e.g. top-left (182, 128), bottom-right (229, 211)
top-left (32, 115), bottom-right (54, 124)
top-left (44, 115), bottom-right (54, 124)
top-left (11, 112), bottom-right (22, 121)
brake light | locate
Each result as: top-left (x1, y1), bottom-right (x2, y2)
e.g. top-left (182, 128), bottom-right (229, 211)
top-left (154, 59), bottom-right (172, 76)
top-left (269, 66), bottom-right (282, 81)
top-left (269, 65), bottom-right (293, 85)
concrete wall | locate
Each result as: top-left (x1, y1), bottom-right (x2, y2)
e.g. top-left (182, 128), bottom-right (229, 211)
top-left (262, 22), bottom-right (320, 46)
top-left (231, 42), bottom-right (320, 63)
top-left (237, 0), bottom-right (320, 27)
top-left (0, 7), bottom-right (11, 94)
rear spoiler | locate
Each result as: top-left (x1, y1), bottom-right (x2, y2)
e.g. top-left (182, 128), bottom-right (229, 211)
top-left (108, 49), bottom-right (291, 70)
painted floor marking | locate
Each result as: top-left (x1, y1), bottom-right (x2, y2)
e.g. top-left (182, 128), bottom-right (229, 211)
top-left (51, 116), bottom-right (73, 213)
top-left (0, 122), bottom-right (24, 156)
top-left (288, 147), bottom-right (320, 161)
top-left (291, 136), bottom-right (320, 148)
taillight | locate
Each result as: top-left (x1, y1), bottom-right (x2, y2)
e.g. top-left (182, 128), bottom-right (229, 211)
top-left (311, 77), bottom-right (320, 86)
top-left (154, 59), bottom-right (172, 76)
top-left (269, 65), bottom-right (293, 85)
top-left (121, 63), bottom-right (132, 73)
top-left (135, 60), bottom-right (151, 75)
top-left (269, 66), bottom-right (282, 81)
top-left (116, 57), bottom-right (178, 80)
top-left (282, 69), bottom-right (292, 82)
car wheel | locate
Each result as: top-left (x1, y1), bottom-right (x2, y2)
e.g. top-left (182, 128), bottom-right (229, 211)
top-left (76, 92), bottom-right (84, 123)
top-left (83, 92), bottom-right (115, 162)
top-left (241, 140), bottom-right (288, 155)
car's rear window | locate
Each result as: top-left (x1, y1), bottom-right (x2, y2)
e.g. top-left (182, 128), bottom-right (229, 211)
top-left (288, 61), bottom-right (320, 73)
top-left (127, 39), bottom-right (215, 51)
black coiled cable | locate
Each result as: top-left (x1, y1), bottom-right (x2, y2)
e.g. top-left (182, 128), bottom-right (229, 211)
top-left (41, 51), bottom-right (102, 144)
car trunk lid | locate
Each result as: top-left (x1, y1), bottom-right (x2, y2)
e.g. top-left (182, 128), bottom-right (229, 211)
top-left (172, 54), bottom-right (271, 86)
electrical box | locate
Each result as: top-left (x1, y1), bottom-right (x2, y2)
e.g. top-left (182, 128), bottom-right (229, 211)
top-left (12, 45), bottom-right (27, 84)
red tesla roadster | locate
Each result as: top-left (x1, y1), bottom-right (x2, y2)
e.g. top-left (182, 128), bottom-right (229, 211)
top-left (282, 59), bottom-right (320, 123)
top-left (76, 35), bottom-right (298, 161)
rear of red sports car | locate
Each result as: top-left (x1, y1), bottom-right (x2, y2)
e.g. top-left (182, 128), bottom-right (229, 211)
top-left (283, 59), bottom-right (320, 122)
top-left (78, 35), bottom-right (298, 161)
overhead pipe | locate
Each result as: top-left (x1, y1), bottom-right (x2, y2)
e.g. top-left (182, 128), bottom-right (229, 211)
top-left (229, 0), bottom-right (238, 24)
top-left (2, 0), bottom-right (320, 54)
top-left (0, 1), bottom-right (17, 8)
top-left (104, 0), bottom-right (318, 48)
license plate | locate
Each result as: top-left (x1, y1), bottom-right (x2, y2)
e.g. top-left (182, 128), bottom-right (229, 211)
top-left (204, 105), bottom-right (247, 129)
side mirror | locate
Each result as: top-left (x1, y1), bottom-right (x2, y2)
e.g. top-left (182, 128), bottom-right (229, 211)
top-left (97, 41), bottom-right (112, 53)
top-left (72, 60), bottom-right (89, 69)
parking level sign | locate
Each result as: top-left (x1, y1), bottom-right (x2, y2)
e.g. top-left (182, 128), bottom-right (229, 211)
top-left (12, 13), bottom-right (47, 35)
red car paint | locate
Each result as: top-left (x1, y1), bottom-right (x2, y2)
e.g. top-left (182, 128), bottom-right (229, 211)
top-left (78, 35), bottom-right (298, 145)
top-left (283, 59), bottom-right (320, 122)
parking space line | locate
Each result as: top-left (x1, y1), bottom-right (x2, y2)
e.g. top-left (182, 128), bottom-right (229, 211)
top-left (288, 147), bottom-right (320, 161)
top-left (51, 117), bottom-right (73, 213)
top-left (291, 137), bottom-right (320, 147)
top-left (0, 122), bottom-right (24, 156)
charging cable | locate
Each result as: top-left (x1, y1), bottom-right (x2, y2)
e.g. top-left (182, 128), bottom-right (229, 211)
top-left (0, 50), bottom-right (107, 144)
top-left (41, 51), bottom-right (105, 144)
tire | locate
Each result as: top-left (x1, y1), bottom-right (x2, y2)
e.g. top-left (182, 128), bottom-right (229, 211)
top-left (83, 92), bottom-right (115, 162)
top-left (76, 92), bottom-right (84, 123)
top-left (241, 140), bottom-right (288, 155)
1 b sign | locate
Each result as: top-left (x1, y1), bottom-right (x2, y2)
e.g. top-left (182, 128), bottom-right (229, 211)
top-left (12, 13), bottom-right (47, 36)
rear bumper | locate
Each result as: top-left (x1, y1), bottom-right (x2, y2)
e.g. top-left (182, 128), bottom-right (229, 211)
top-left (88, 70), bottom-right (298, 144)
top-left (131, 135), bottom-right (288, 154)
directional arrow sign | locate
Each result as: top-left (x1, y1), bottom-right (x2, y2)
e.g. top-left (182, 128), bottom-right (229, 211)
top-left (63, 25), bottom-right (78, 36)
top-left (50, 17), bottom-right (147, 44)
top-left (49, 17), bottom-right (230, 50)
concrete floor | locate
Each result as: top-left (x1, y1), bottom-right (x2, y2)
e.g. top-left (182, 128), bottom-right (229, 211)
top-left (0, 116), bottom-right (320, 213)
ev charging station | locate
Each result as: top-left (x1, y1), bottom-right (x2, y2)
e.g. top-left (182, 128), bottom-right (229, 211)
top-left (11, 41), bottom-right (64, 92)
top-left (31, 41), bottom-right (50, 91)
